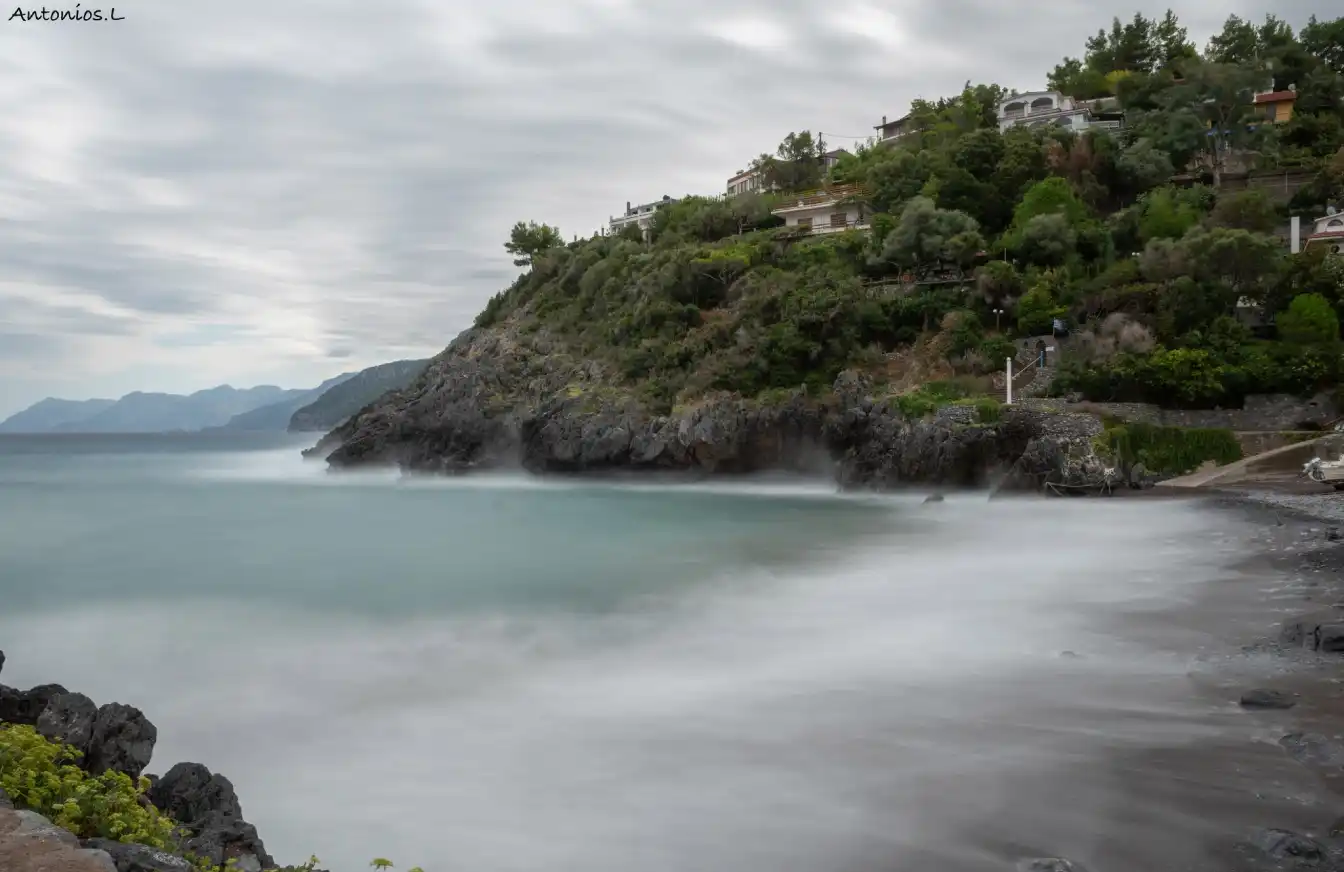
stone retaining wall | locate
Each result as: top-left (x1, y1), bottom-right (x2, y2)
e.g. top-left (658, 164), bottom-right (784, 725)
top-left (1071, 392), bottom-right (1338, 431)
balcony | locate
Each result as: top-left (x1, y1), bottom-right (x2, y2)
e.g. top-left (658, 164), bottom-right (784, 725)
top-left (772, 184), bottom-right (867, 213)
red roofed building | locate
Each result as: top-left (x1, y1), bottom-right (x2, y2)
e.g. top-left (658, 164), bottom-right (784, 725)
top-left (1254, 88), bottom-right (1297, 124)
top-left (1304, 210), bottom-right (1344, 255)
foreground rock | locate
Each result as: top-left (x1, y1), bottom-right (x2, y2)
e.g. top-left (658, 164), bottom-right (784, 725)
top-left (1240, 689), bottom-right (1297, 710)
top-left (0, 790), bottom-right (119, 872)
top-left (0, 657), bottom-right (279, 872)
top-left (312, 327), bottom-right (1110, 493)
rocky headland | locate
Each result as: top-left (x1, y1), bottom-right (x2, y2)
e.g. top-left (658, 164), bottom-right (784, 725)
top-left (0, 656), bottom-right (311, 872)
top-left (305, 324), bottom-right (1119, 494)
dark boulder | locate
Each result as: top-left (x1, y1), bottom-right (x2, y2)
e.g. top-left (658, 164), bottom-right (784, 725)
top-left (1239, 689), bottom-right (1297, 710)
top-left (36, 692), bottom-right (99, 754)
top-left (85, 703), bottom-right (156, 779)
top-left (82, 840), bottom-right (194, 872)
top-left (1248, 827), bottom-right (1327, 863)
top-left (148, 763), bottom-right (273, 871)
top-left (0, 684), bottom-right (69, 726)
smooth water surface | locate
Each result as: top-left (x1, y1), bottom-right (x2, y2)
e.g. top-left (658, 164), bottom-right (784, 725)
top-left (0, 434), bottom-right (1291, 871)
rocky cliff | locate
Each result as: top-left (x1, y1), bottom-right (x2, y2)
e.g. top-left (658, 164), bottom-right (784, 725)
top-left (309, 322), bottom-right (1110, 492)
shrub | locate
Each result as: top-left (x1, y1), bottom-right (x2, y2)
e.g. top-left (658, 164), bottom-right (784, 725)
top-left (1277, 293), bottom-right (1340, 346)
top-left (1094, 422), bottom-right (1242, 476)
top-left (0, 724), bottom-right (184, 851)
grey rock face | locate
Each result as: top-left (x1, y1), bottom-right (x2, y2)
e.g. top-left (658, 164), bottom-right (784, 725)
top-left (314, 329), bottom-right (1112, 494)
top-left (36, 692), bottom-right (99, 754)
top-left (79, 848), bottom-right (119, 872)
top-left (85, 703), bottom-right (157, 779)
top-left (148, 763), bottom-right (273, 870)
top-left (82, 840), bottom-right (195, 872)
top-left (0, 684), bottom-right (69, 726)
top-left (12, 809), bottom-right (80, 847)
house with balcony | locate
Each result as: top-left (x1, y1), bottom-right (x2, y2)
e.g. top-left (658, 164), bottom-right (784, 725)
top-left (770, 184), bottom-right (868, 235)
top-left (609, 195), bottom-right (676, 238)
top-left (1254, 87), bottom-right (1297, 124)
top-left (726, 150), bottom-right (850, 197)
top-left (874, 113), bottom-right (916, 144)
top-left (997, 91), bottom-right (1122, 133)
top-left (1303, 208), bottom-right (1344, 255)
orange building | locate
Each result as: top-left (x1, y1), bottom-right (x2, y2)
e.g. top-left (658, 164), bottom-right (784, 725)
top-left (1254, 89), bottom-right (1297, 124)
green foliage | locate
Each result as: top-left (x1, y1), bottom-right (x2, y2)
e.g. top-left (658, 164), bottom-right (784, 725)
top-left (504, 221), bottom-right (564, 268)
top-left (1095, 421), bottom-right (1242, 476)
top-left (478, 12), bottom-right (1344, 414)
top-left (1278, 293), bottom-right (1341, 345)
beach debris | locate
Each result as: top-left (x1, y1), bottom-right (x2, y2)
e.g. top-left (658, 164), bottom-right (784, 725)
top-left (1239, 689), bottom-right (1296, 710)
top-left (923, 494), bottom-right (944, 503)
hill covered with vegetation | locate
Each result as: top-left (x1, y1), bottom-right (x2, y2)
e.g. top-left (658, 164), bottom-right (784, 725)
top-left (317, 10), bottom-right (1344, 484)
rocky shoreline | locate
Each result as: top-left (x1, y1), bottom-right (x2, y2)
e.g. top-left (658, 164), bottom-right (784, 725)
top-left (0, 660), bottom-right (304, 872)
top-left (305, 339), bottom-right (1117, 494)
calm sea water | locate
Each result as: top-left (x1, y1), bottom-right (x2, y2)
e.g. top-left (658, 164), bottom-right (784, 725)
top-left (0, 434), bottom-right (1308, 871)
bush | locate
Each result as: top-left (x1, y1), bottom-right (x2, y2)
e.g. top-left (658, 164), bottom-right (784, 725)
top-left (1095, 421), bottom-right (1242, 476)
top-left (1277, 293), bottom-right (1340, 346)
top-left (0, 724), bottom-right (184, 851)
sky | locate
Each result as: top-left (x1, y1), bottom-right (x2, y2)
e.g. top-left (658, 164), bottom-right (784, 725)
top-left (0, 0), bottom-right (1322, 417)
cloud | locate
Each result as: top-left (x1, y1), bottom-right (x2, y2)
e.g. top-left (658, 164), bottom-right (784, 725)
top-left (0, 0), bottom-right (1321, 415)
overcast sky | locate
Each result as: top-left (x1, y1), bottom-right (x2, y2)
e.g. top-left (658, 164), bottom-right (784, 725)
top-left (0, 0), bottom-right (1319, 416)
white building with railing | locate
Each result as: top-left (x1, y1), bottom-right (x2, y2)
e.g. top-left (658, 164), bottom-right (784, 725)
top-left (609, 196), bottom-right (677, 238)
top-left (770, 184), bottom-right (868, 235)
top-left (997, 91), bottom-right (1123, 133)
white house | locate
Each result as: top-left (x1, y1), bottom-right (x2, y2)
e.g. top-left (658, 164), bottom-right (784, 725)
top-left (1303, 208), bottom-right (1344, 255)
top-left (997, 91), bottom-right (1122, 133)
top-left (770, 184), bottom-right (868, 235)
top-left (609, 196), bottom-right (676, 238)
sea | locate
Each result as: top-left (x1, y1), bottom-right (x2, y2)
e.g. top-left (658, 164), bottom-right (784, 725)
top-left (0, 433), bottom-right (1319, 871)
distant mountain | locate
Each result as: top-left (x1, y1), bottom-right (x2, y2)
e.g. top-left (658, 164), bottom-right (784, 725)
top-left (1, 384), bottom-right (326, 434)
top-left (288, 359), bottom-right (429, 432)
top-left (208, 372), bottom-right (357, 432)
top-left (0, 397), bottom-right (117, 433)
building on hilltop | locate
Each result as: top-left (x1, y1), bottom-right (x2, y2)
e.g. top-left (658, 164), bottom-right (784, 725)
top-left (874, 114), bottom-right (916, 144)
top-left (997, 91), bottom-right (1123, 133)
top-left (609, 195), bottom-right (676, 239)
top-left (1303, 208), bottom-right (1344, 255)
top-left (725, 150), bottom-right (851, 197)
top-left (1254, 87), bottom-right (1297, 124)
top-left (769, 184), bottom-right (869, 235)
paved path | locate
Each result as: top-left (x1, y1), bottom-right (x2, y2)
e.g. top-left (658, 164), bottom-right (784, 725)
top-left (1158, 434), bottom-right (1340, 489)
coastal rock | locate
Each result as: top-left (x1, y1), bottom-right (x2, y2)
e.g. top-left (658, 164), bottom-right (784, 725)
top-left (0, 684), bottom-right (70, 726)
top-left (12, 809), bottom-right (80, 847)
top-left (0, 650), bottom-right (5, 676)
top-left (83, 839), bottom-right (194, 872)
top-left (1018, 859), bottom-right (1090, 872)
top-left (148, 763), bottom-right (273, 870)
top-left (314, 328), bottom-right (1112, 493)
top-left (37, 692), bottom-right (99, 754)
top-left (1280, 732), bottom-right (1344, 767)
top-left (1239, 689), bottom-right (1297, 710)
top-left (85, 704), bottom-right (156, 779)
top-left (1279, 608), bottom-right (1344, 648)
top-left (1248, 827), bottom-right (1327, 863)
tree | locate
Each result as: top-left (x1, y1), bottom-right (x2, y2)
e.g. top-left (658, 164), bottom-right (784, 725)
top-left (505, 221), bottom-right (563, 267)
top-left (1302, 15), bottom-right (1344, 76)
top-left (1115, 137), bottom-right (1175, 195)
top-left (976, 260), bottom-right (1024, 309)
top-left (881, 197), bottom-right (984, 275)
top-left (1278, 293), bottom-right (1340, 345)
top-left (1208, 189), bottom-right (1279, 233)
top-left (1016, 213), bottom-right (1077, 267)
top-left (753, 131), bottom-right (826, 193)
top-left (1204, 15), bottom-right (1259, 65)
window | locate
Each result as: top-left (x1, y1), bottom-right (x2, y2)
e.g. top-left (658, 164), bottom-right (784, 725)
top-left (797, 217), bottom-right (812, 230)
top-left (1327, 218), bottom-right (1343, 229)
top-left (830, 212), bottom-right (848, 228)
